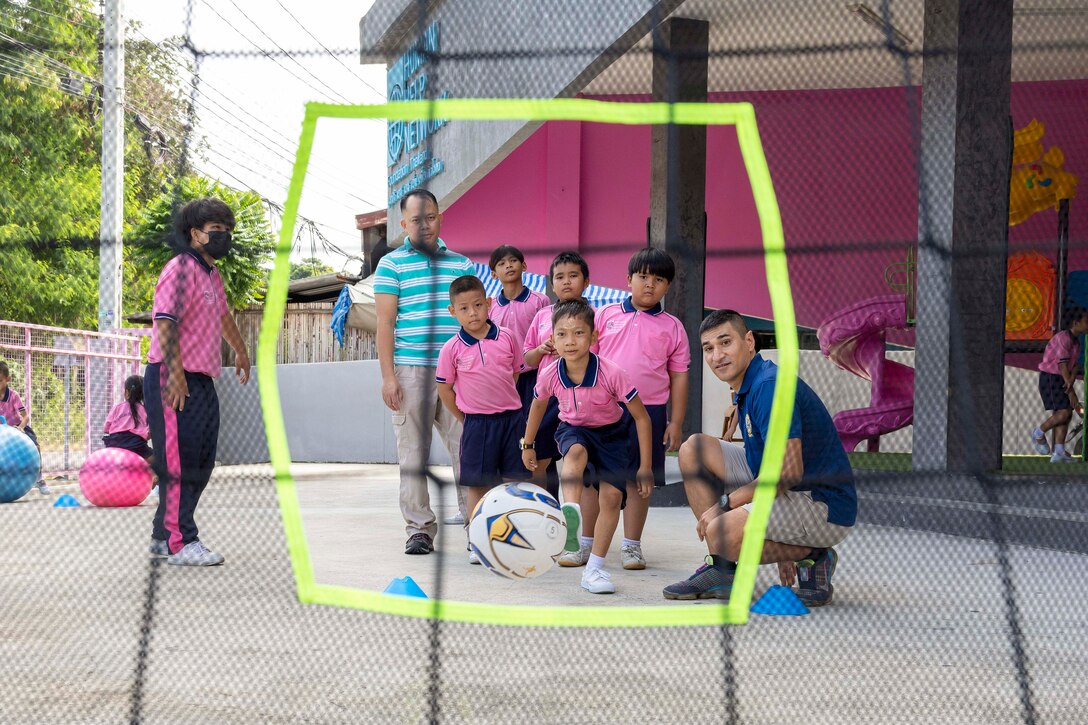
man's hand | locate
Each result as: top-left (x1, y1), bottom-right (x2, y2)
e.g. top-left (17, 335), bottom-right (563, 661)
top-left (778, 561), bottom-right (797, 587)
top-left (696, 503), bottom-right (724, 542)
top-left (166, 372), bottom-right (189, 412)
top-left (381, 376), bottom-right (403, 412)
top-left (522, 449), bottom-right (538, 472)
top-left (235, 350), bottom-right (251, 385)
top-left (663, 421), bottom-right (684, 452)
top-left (635, 467), bottom-right (654, 498)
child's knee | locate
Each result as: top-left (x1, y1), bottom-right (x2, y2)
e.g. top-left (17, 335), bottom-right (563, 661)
top-left (565, 444), bottom-right (588, 465)
top-left (599, 484), bottom-right (623, 507)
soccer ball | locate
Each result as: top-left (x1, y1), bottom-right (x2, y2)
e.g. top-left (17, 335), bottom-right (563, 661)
top-left (467, 482), bottom-right (567, 580)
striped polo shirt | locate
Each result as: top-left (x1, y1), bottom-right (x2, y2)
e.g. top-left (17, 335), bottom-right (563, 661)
top-left (372, 237), bottom-right (475, 367)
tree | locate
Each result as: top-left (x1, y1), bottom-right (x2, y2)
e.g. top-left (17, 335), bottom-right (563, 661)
top-left (129, 175), bottom-right (275, 311)
top-left (290, 256), bottom-right (334, 280)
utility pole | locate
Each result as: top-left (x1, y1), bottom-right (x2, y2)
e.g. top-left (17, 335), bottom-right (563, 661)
top-left (99, 0), bottom-right (124, 332)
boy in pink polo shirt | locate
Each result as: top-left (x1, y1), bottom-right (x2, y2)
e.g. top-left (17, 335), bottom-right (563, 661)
top-left (145, 198), bottom-right (250, 567)
top-left (0, 360), bottom-right (49, 494)
top-left (522, 299), bottom-right (654, 595)
top-left (583, 248), bottom-right (690, 571)
top-left (488, 244), bottom-right (549, 410)
top-left (1031, 307), bottom-right (1088, 462)
top-left (436, 275), bottom-right (530, 563)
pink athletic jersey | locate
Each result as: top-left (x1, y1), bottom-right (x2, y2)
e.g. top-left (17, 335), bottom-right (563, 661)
top-left (436, 321), bottom-right (526, 415)
top-left (0, 387), bottom-right (27, 427)
top-left (104, 400), bottom-right (150, 440)
top-left (147, 250), bottom-right (229, 378)
top-left (595, 298), bottom-right (691, 405)
top-left (1039, 329), bottom-right (1082, 375)
top-left (489, 286), bottom-right (548, 349)
top-left (534, 354), bottom-right (638, 428)
top-left (523, 301), bottom-right (598, 369)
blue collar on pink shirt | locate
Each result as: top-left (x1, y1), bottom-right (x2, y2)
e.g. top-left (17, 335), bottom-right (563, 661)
top-left (620, 297), bottom-right (664, 315)
top-left (456, 320), bottom-right (500, 346)
top-left (558, 353), bottom-right (600, 388)
top-left (495, 286), bottom-right (532, 306)
top-left (180, 247), bottom-right (213, 273)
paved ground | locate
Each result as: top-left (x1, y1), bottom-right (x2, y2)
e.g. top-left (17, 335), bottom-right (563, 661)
top-left (1, 463), bottom-right (1085, 723)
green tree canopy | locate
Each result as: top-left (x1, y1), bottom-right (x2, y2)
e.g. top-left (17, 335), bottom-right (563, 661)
top-left (290, 256), bottom-right (334, 280)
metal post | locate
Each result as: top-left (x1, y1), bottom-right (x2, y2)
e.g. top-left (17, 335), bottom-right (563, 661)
top-left (99, 0), bottom-right (125, 332)
top-left (63, 365), bottom-right (71, 476)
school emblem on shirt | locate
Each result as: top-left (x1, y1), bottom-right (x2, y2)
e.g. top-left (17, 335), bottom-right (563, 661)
top-left (745, 414), bottom-right (753, 438)
top-left (606, 319), bottom-right (626, 331)
top-left (203, 290), bottom-right (215, 304)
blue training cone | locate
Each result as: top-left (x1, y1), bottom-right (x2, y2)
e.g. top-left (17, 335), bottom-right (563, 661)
top-left (53, 494), bottom-right (81, 508)
top-left (751, 585), bottom-right (809, 616)
top-left (383, 575), bottom-right (428, 599)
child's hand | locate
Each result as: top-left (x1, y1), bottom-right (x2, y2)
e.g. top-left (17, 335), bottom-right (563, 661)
top-left (522, 449), bottom-right (538, 471)
top-left (539, 339), bottom-right (555, 356)
top-left (635, 468), bottom-right (654, 498)
top-left (166, 373), bottom-right (189, 411)
top-left (663, 421), bottom-right (684, 452)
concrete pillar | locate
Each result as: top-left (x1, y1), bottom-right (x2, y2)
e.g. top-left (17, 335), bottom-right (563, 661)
top-left (649, 17), bottom-right (708, 440)
top-left (913, 0), bottom-right (1014, 472)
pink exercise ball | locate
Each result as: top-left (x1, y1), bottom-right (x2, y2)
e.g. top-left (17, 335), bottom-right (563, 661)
top-left (79, 448), bottom-right (153, 507)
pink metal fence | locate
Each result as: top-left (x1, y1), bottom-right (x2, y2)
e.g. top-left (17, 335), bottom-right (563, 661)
top-left (0, 320), bottom-right (142, 476)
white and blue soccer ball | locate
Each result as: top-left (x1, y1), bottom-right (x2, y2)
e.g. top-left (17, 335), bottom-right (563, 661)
top-left (467, 482), bottom-right (567, 580)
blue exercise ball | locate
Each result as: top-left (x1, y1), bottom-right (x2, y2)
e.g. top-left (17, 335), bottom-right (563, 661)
top-left (0, 426), bottom-right (40, 503)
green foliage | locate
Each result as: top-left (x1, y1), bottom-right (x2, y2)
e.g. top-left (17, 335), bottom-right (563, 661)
top-left (129, 176), bottom-right (275, 311)
top-left (290, 256), bottom-right (334, 280)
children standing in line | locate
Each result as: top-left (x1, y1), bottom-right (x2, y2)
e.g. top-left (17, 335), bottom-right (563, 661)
top-left (487, 244), bottom-right (549, 412)
top-left (522, 251), bottom-right (593, 538)
top-left (1031, 308), bottom-right (1088, 463)
top-left (145, 197), bottom-right (251, 566)
top-left (0, 361), bottom-right (49, 494)
top-left (436, 275), bottom-right (529, 564)
top-left (103, 375), bottom-right (153, 461)
top-left (522, 299), bottom-right (654, 594)
top-left (586, 248), bottom-right (690, 570)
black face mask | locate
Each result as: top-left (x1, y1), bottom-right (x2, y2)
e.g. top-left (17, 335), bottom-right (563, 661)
top-left (204, 230), bottom-right (232, 259)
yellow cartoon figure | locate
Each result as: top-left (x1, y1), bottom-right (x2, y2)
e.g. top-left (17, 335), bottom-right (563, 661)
top-left (1009, 119), bottom-right (1078, 226)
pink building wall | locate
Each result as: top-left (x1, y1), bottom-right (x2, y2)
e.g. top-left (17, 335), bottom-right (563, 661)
top-left (440, 80), bottom-right (1088, 339)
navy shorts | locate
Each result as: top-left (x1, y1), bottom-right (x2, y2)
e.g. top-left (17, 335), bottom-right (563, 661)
top-left (624, 403), bottom-right (668, 487)
top-left (21, 425), bottom-right (39, 449)
top-left (103, 431), bottom-right (154, 460)
top-left (555, 414), bottom-right (633, 494)
top-left (1039, 371), bottom-right (1072, 411)
top-left (460, 409), bottom-right (529, 488)
top-left (516, 369), bottom-right (538, 415)
top-left (535, 396), bottom-right (561, 460)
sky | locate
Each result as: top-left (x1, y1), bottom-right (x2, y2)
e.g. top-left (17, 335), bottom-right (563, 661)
top-left (127, 0), bottom-right (386, 273)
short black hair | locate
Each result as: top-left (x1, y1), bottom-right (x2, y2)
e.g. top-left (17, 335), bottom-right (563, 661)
top-left (549, 251), bottom-right (589, 281)
top-left (399, 188), bottom-right (439, 212)
top-left (552, 299), bottom-right (595, 329)
top-left (699, 309), bottom-right (749, 338)
top-left (449, 274), bottom-right (486, 301)
top-left (1065, 306), bottom-right (1088, 328)
top-left (628, 247), bottom-right (675, 282)
top-left (174, 197), bottom-right (235, 246)
top-left (0, 361), bottom-right (9, 378)
top-left (489, 244), bottom-right (525, 270)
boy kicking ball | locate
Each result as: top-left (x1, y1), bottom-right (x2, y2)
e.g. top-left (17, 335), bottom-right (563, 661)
top-left (521, 300), bottom-right (654, 594)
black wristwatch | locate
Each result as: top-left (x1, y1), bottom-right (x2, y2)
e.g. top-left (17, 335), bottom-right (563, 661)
top-left (719, 493), bottom-right (732, 511)
top-left (519, 438), bottom-right (535, 450)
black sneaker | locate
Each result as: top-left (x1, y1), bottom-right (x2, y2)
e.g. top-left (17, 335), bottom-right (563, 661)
top-left (662, 556), bottom-right (734, 600)
top-left (795, 548), bottom-right (838, 607)
top-left (405, 533), bottom-right (434, 555)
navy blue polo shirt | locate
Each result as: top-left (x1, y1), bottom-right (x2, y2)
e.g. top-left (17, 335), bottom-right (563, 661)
top-left (734, 354), bottom-right (857, 527)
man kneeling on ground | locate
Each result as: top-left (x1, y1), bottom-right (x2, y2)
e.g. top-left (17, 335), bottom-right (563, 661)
top-left (663, 309), bottom-right (857, 606)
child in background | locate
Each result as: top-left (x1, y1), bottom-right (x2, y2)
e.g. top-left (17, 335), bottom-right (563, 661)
top-left (0, 361), bottom-right (50, 494)
top-left (522, 299), bottom-right (654, 594)
top-left (588, 248), bottom-right (690, 570)
top-left (488, 244), bottom-right (548, 411)
top-left (103, 375), bottom-right (153, 460)
top-left (1031, 308), bottom-right (1088, 463)
top-left (522, 251), bottom-right (593, 539)
top-left (436, 275), bottom-right (529, 564)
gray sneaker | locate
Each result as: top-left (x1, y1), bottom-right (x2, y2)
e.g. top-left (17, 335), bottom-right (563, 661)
top-left (149, 538), bottom-right (170, 558)
top-left (167, 540), bottom-right (225, 567)
top-left (35, 480), bottom-right (51, 495)
top-left (443, 512), bottom-right (465, 525)
top-left (662, 556), bottom-right (734, 600)
top-left (557, 541), bottom-right (591, 567)
top-left (621, 542), bottom-right (646, 570)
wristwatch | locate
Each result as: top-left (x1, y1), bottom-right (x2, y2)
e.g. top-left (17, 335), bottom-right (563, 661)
top-left (519, 438), bottom-right (535, 450)
top-left (719, 493), bottom-right (732, 511)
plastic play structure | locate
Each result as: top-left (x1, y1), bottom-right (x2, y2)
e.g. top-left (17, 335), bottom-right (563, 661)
top-left (817, 295), bottom-right (914, 453)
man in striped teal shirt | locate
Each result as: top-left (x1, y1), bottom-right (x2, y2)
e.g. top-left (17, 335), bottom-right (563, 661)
top-left (375, 189), bottom-right (475, 555)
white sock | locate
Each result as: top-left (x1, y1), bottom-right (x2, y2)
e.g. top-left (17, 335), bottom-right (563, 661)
top-left (1054, 443), bottom-right (1066, 456)
top-left (587, 553), bottom-right (606, 571)
top-left (622, 538), bottom-right (640, 548)
top-left (579, 535), bottom-right (594, 549)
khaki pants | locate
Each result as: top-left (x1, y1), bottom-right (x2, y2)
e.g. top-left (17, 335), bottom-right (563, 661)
top-left (392, 365), bottom-right (463, 538)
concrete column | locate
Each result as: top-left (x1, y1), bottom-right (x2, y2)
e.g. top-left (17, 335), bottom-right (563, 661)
top-left (913, 0), bottom-right (1013, 472)
top-left (649, 17), bottom-right (708, 439)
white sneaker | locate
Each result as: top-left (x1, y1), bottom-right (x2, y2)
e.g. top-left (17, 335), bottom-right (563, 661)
top-left (443, 512), bottom-right (465, 525)
top-left (167, 540), bottom-right (225, 567)
top-left (581, 567), bottom-right (615, 594)
top-left (1031, 428), bottom-right (1051, 455)
top-left (35, 481), bottom-right (51, 495)
top-left (558, 542), bottom-right (591, 567)
top-left (468, 548), bottom-right (481, 565)
top-left (621, 542), bottom-right (646, 570)
top-left (1051, 453), bottom-right (1078, 464)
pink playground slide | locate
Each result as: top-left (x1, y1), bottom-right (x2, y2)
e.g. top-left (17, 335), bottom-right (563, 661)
top-left (816, 295), bottom-right (914, 453)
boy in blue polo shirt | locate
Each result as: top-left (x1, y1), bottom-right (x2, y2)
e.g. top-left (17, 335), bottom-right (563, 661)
top-left (665, 309), bottom-right (856, 606)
